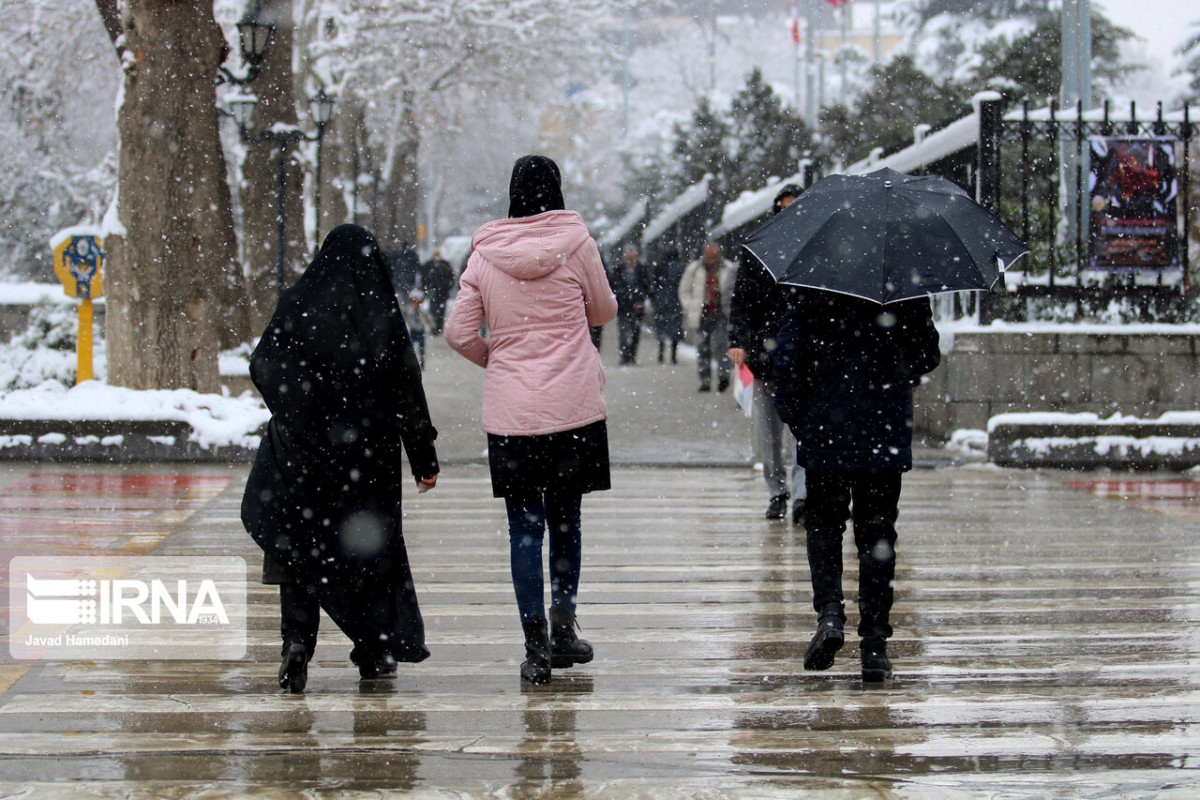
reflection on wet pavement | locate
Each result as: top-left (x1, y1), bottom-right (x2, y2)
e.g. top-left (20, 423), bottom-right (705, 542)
top-left (1, 461), bottom-right (1199, 796)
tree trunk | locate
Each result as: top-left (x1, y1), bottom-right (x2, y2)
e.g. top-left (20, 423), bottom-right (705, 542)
top-left (241, 0), bottom-right (305, 335)
top-left (105, 0), bottom-right (236, 392)
top-left (375, 92), bottom-right (420, 251)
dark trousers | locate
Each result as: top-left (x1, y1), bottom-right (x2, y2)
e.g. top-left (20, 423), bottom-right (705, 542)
top-left (280, 581), bottom-right (320, 657)
top-left (411, 329), bottom-right (426, 369)
top-left (617, 311), bottom-right (642, 364)
top-left (695, 315), bottom-right (729, 387)
top-left (504, 490), bottom-right (583, 624)
top-left (804, 470), bottom-right (902, 640)
top-left (428, 294), bottom-right (448, 334)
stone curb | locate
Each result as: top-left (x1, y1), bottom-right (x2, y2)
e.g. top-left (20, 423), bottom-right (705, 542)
top-left (0, 419), bottom-right (260, 463)
top-left (988, 422), bottom-right (1200, 470)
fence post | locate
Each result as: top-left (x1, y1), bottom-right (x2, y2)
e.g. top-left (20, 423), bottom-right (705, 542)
top-left (975, 92), bottom-right (1003, 212)
top-left (1184, 103), bottom-right (1192, 294)
top-left (974, 93), bottom-right (1003, 325)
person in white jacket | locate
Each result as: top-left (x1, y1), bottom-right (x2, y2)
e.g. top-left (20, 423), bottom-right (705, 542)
top-left (678, 240), bottom-right (738, 392)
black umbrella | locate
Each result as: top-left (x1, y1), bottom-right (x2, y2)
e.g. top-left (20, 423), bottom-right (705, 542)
top-left (741, 168), bottom-right (1028, 304)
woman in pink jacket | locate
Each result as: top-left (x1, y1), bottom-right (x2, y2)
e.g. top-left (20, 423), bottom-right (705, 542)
top-left (446, 155), bottom-right (618, 685)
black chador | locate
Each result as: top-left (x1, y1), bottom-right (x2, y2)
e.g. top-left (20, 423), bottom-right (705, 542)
top-left (242, 224), bottom-right (439, 667)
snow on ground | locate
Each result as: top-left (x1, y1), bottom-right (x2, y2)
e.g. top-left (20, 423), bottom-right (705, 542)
top-left (0, 381), bottom-right (268, 449)
top-left (0, 281), bottom-right (89, 305)
top-left (988, 410), bottom-right (1200, 431)
top-left (986, 411), bottom-right (1200, 461)
top-left (0, 291), bottom-right (265, 449)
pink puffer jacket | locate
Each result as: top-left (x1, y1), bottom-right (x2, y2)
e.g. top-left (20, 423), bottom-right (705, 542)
top-left (445, 210), bottom-right (618, 436)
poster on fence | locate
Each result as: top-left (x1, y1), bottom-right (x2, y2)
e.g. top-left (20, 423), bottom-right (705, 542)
top-left (1088, 136), bottom-right (1179, 270)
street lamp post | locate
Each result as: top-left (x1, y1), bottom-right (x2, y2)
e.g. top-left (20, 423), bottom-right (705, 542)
top-left (226, 93), bottom-right (335, 298)
top-left (219, 10), bottom-right (336, 298)
top-left (309, 88), bottom-right (335, 247)
top-left (217, 12), bottom-right (274, 86)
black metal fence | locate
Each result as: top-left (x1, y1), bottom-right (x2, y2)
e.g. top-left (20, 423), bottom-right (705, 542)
top-left (980, 98), bottom-right (1196, 321)
top-left (624, 96), bottom-right (1197, 323)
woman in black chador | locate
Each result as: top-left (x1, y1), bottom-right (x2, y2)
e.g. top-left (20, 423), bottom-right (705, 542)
top-left (242, 224), bottom-right (440, 693)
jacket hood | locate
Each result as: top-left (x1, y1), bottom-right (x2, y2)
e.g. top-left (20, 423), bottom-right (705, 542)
top-left (471, 210), bottom-right (593, 280)
top-left (508, 155), bottom-right (565, 218)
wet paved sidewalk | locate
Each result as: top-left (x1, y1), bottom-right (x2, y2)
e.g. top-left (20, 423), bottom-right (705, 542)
top-left (1, 462), bottom-right (1198, 797)
top-left (0, 332), bottom-right (1198, 796)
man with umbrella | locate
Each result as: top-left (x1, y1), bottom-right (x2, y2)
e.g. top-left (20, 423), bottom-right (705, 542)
top-left (746, 168), bottom-right (1025, 681)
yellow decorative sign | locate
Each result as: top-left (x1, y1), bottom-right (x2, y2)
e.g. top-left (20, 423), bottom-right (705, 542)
top-left (49, 227), bottom-right (104, 384)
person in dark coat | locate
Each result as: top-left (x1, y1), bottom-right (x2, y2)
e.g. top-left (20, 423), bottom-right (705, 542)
top-left (242, 223), bottom-right (440, 693)
top-left (650, 247), bottom-right (685, 364)
top-left (771, 289), bottom-right (940, 682)
top-left (730, 184), bottom-right (806, 523)
top-left (385, 242), bottom-right (421, 297)
top-left (610, 244), bottom-right (651, 365)
top-left (420, 250), bottom-right (456, 335)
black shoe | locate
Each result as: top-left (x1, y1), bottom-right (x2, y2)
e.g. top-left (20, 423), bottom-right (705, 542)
top-left (698, 383), bottom-right (711, 392)
top-left (521, 619), bottom-right (552, 684)
top-left (765, 494), bottom-right (789, 520)
top-left (717, 377), bottom-right (729, 392)
top-left (803, 606), bottom-right (845, 671)
top-left (550, 610), bottom-right (594, 668)
top-left (278, 643), bottom-right (308, 693)
top-left (791, 501), bottom-right (806, 527)
top-left (357, 654), bottom-right (398, 680)
top-left (861, 638), bottom-right (893, 682)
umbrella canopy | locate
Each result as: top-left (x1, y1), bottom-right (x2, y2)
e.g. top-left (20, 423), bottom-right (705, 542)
top-left (741, 168), bottom-right (1028, 305)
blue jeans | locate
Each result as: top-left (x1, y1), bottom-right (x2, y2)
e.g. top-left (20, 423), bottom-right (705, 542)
top-left (505, 490), bottom-right (583, 624)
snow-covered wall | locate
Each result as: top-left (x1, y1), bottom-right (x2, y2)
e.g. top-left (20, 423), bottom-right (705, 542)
top-left (914, 327), bottom-right (1200, 441)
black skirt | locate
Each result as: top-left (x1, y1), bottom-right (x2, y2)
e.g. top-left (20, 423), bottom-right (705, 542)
top-left (487, 419), bottom-right (611, 498)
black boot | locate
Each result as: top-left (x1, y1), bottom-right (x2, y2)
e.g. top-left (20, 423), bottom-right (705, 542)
top-left (860, 637), bottom-right (893, 682)
top-left (657, 340), bottom-right (665, 363)
top-left (550, 609), bottom-right (594, 668)
top-left (278, 643), bottom-right (309, 693)
top-left (803, 602), bottom-right (845, 671)
top-left (765, 493), bottom-right (789, 520)
top-left (357, 654), bottom-right (398, 680)
top-left (520, 619), bottom-right (552, 684)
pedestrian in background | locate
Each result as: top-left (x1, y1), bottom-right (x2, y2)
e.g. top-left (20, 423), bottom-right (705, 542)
top-left (446, 154), bottom-right (618, 685)
top-left (242, 224), bottom-right (439, 694)
top-left (404, 287), bottom-right (430, 370)
top-left (589, 250), bottom-right (609, 351)
top-left (421, 250), bottom-right (455, 335)
top-left (385, 241), bottom-right (420, 298)
top-left (679, 240), bottom-right (737, 392)
top-left (729, 184), bottom-right (806, 523)
top-left (611, 243), bottom-right (651, 365)
top-left (771, 289), bottom-right (940, 682)
top-left (651, 247), bottom-right (685, 364)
